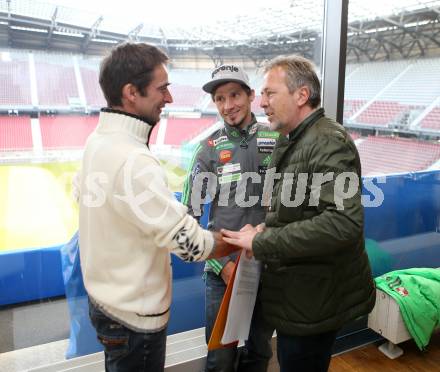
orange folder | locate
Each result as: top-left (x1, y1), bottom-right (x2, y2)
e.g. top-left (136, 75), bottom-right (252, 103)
top-left (207, 254), bottom-right (241, 351)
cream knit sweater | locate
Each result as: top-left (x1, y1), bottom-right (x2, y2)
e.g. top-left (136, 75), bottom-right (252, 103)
top-left (79, 109), bottom-right (214, 332)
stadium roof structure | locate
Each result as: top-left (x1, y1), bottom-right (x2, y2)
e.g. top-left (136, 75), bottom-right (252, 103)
top-left (0, 0), bottom-right (439, 64)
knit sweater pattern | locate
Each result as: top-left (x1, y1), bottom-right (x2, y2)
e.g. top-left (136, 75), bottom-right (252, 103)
top-left (79, 110), bottom-right (214, 332)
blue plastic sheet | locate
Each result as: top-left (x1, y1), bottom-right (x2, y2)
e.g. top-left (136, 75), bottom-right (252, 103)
top-left (0, 245), bottom-right (64, 306)
top-left (60, 231), bottom-right (103, 358)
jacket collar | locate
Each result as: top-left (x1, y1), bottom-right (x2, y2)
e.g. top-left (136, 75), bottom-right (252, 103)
top-left (271, 108), bottom-right (325, 170)
top-left (288, 108), bottom-right (325, 142)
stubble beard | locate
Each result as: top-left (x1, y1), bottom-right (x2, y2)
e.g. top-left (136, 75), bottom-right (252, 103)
top-left (224, 110), bottom-right (250, 129)
top-left (269, 119), bottom-right (285, 133)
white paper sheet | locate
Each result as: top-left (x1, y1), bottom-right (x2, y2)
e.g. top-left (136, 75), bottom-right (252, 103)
top-left (221, 250), bottom-right (261, 344)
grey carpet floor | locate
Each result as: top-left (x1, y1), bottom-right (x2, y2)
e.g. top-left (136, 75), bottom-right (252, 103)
top-left (0, 297), bottom-right (69, 353)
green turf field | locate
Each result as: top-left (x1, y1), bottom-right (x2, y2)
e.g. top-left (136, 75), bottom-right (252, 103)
top-left (0, 159), bottom-right (187, 252)
top-left (0, 162), bottom-right (80, 251)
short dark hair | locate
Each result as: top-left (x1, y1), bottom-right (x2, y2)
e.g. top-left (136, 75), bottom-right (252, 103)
top-left (99, 42), bottom-right (169, 107)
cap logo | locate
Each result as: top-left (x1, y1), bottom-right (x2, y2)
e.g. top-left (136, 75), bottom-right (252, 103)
top-left (212, 65), bottom-right (239, 78)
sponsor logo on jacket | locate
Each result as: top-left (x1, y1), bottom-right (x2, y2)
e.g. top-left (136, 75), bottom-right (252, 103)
top-left (396, 287), bottom-right (409, 296)
top-left (219, 150), bottom-right (232, 164)
top-left (257, 130), bottom-right (279, 139)
top-left (215, 141), bottom-right (234, 151)
top-left (214, 136), bottom-right (228, 146)
top-left (217, 163), bottom-right (241, 175)
top-left (219, 173), bottom-right (242, 184)
top-left (262, 155), bottom-right (272, 166)
top-left (230, 129), bottom-right (240, 138)
top-left (257, 138), bottom-right (276, 147)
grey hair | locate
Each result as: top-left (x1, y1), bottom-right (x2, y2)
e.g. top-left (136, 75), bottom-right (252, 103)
top-left (264, 55), bottom-right (321, 108)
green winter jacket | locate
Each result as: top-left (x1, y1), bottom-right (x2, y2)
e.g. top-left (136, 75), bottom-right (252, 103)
top-left (375, 268), bottom-right (440, 350)
top-left (253, 108), bottom-right (375, 336)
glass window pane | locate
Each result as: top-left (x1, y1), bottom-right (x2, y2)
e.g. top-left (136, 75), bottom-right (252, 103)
top-left (0, 1), bottom-right (325, 370)
top-left (344, 0), bottom-right (440, 277)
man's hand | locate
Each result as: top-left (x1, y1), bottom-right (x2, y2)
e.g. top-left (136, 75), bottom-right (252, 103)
top-left (220, 261), bottom-right (236, 285)
top-left (207, 232), bottom-right (241, 259)
top-left (239, 224), bottom-right (254, 232)
top-left (221, 227), bottom-right (258, 259)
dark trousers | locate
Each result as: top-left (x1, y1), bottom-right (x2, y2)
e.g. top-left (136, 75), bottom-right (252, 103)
top-left (276, 329), bottom-right (337, 372)
top-left (204, 272), bottom-right (273, 372)
top-left (89, 299), bottom-right (167, 372)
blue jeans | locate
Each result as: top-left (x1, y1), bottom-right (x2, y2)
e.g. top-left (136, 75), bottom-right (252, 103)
top-left (89, 299), bottom-right (167, 372)
top-left (204, 272), bottom-right (273, 372)
top-left (276, 329), bottom-right (337, 372)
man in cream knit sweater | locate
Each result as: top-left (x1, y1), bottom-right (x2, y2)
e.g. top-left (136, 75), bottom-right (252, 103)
top-left (79, 43), bottom-right (238, 372)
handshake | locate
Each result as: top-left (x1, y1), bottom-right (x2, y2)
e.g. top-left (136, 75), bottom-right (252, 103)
top-left (208, 223), bottom-right (266, 260)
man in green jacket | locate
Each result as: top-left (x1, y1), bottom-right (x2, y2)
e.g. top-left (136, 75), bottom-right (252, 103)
top-left (222, 55), bottom-right (375, 372)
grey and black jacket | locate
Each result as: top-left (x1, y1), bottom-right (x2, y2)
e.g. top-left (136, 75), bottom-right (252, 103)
top-left (182, 114), bottom-right (279, 274)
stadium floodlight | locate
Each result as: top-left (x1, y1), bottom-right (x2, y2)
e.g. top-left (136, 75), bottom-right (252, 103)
top-left (404, 20), bottom-right (432, 27)
top-left (53, 30), bottom-right (83, 37)
top-left (10, 25), bottom-right (48, 33)
top-left (91, 38), bottom-right (118, 44)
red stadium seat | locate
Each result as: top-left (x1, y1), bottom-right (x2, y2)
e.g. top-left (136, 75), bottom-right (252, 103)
top-left (40, 115), bottom-right (98, 149)
top-left (0, 116), bottom-right (33, 150)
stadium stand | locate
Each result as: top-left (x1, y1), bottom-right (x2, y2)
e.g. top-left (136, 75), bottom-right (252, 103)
top-left (420, 107), bottom-right (440, 130)
top-left (345, 59), bottom-right (440, 128)
top-left (168, 84), bottom-right (206, 110)
top-left (166, 69), bottom-right (210, 110)
top-left (169, 69), bottom-right (209, 87)
top-left (148, 123), bottom-right (160, 145)
top-left (163, 117), bottom-right (217, 146)
top-left (79, 58), bottom-right (106, 108)
top-left (354, 101), bottom-right (419, 126)
top-left (34, 53), bottom-right (80, 107)
top-left (0, 116), bottom-right (33, 150)
top-left (356, 136), bottom-right (440, 175)
top-left (345, 60), bottom-right (409, 126)
top-left (0, 51), bottom-right (32, 106)
top-left (348, 131), bottom-right (361, 141)
top-left (39, 115), bottom-right (98, 149)
top-left (0, 49), bottom-right (438, 174)
top-left (343, 99), bottom-right (365, 121)
top-left (379, 58), bottom-right (440, 107)
top-left (345, 60), bottom-right (410, 103)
